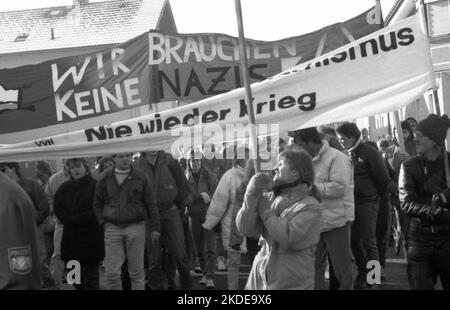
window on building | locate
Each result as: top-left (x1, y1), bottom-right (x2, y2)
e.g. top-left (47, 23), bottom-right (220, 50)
top-left (427, 0), bottom-right (450, 38)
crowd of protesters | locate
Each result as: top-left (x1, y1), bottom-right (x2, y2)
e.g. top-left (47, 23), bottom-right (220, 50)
top-left (1, 114), bottom-right (450, 290)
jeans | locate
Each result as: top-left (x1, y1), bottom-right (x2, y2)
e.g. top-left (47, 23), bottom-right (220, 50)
top-left (50, 217), bottom-right (65, 288)
top-left (329, 256), bottom-right (340, 290)
top-left (351, 201), bottom-right (380, 276)
top-left (227, 249), bottom-right (241, 290)
top-left (183, 213), bottom-right (197, 269)
top-left (73, 263), bottom-right (100, 290)
top-left (147, 206), bottom-right (191, 290)
top-left (217, 234), bottom-right (226, 257)
top-left (190, 216), bottom-right (217, 279)
top-left (396, 204), bottom-right (410, 246)
top-left (315, 222), bottom-right (354, 290)
top-left (376, 197), bottom-right (392, 267)
top-left (407, 231), bottom-right (450, 290)
top-left (104, 221), bottom-right (146, 290)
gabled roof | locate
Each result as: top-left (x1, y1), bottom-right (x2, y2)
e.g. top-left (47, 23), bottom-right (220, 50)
top-left (0, 0), bottom-right (169, 55)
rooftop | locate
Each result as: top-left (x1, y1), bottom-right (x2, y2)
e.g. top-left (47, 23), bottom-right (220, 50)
top-left (0, 0), bottom-right (170, 55)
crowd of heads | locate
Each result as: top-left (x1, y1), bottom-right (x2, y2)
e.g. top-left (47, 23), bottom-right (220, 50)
top-left (3, 114), bottom-right (450, 189)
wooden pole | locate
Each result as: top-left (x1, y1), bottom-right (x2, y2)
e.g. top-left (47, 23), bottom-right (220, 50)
top-left (394, 111), bottom-right (405, 153)
top-left (234, 0), bottom-right (260, 173)
top-left (387, 112), bottom-right (392, 138)
top-left (432, 89), bottom-right (442, 116)
top-left (417, 0), bottom-right (450, 187)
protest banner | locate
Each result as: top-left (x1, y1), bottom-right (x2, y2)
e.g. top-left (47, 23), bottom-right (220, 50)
top-left (0, 32), bottom-right (154, 137)
top-left (0, 6), bottom-right (381, 141)
top-left (151, 5), bottom-right (383, 102)
top-left (0, 15), bottom-right (434, 162)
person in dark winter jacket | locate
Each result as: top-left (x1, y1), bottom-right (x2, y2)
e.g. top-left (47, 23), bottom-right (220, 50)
top-left (94, 153), bottom-right (160, 290)
top-left (0, 172), bottom-right (41, 290)
top-left (53, 158), bottom-right (104, 290)
top-left (133, 150), bottom-right (192, 290)
top-left (237, 151), bottom-right (321, 290)
top-left (337, 122), bottom-right (390, 289)
top-left (185, 148), bottom-right (218, 288)
top-left (399, 114), bottom-right (450, 290)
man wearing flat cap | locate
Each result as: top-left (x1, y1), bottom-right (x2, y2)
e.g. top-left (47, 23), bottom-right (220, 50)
top-left (399, 114), bottom-right (450, 290)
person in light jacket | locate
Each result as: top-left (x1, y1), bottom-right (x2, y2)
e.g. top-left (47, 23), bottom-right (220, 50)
top-left (236, 150), bottom-right (321, 290)
top-left (289, 128), bottom-right (355, 290)
top-left (202, 146), bottom-right (249, 290)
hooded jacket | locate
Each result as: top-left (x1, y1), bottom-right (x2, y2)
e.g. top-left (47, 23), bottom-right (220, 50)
top-left (237, 189), bottom-right (321, 290)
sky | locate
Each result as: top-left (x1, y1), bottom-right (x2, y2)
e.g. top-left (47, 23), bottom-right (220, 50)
top-left (0, 0), bottom-right (398, 41)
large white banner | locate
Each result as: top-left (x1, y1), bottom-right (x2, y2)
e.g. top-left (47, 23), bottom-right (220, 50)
top-left (0, 15), bottom-right (434, 162)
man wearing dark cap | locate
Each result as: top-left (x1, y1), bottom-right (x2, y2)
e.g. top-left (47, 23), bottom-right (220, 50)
top-left (399, 114), bottom-right (450, 290)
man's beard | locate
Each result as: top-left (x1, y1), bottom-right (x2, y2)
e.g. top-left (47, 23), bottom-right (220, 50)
top-left (272, 178), bottom-right (301, 196)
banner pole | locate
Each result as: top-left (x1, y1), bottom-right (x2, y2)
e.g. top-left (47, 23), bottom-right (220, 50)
top-left (394, 111), bottom-right (406, 153)
top-left (417, 0), bottom-right (449, 186)
top-left (418, 0), bottom-right (440, 115)
top-left (234, 0), bottom-right (261, 173)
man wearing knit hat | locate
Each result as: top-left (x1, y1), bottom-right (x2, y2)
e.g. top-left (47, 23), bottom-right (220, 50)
top-left (399, 114), bottom-right (450, 290)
